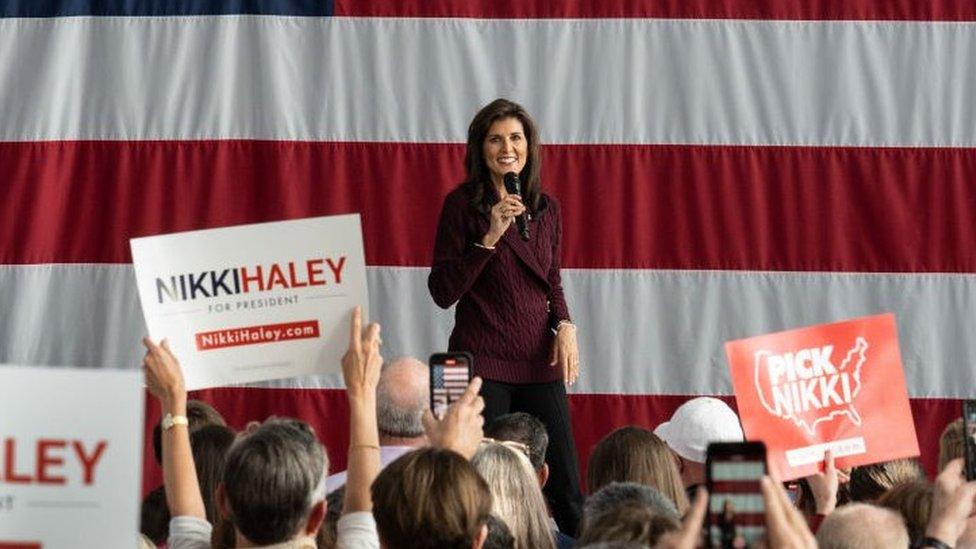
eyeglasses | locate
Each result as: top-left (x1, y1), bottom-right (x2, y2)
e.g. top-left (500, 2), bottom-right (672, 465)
top-left (480, 437), bottom-right (532, 460)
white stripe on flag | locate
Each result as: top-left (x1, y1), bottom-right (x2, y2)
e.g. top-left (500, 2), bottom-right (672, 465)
top-left (1, 265), bottom-right (973, 397)
top-left (2, 17), bottom-right (976, 145)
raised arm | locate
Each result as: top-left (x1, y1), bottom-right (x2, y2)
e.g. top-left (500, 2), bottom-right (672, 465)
top-left (341, 306), bottom-right (383, 514)
top-left (142, 337), bottom-right (207, 520)
top-left (924, 458), bottom-right (976, 548)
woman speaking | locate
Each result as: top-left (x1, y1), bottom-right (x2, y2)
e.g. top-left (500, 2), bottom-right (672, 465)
top-left (428, 98), bottom-right (583, 536)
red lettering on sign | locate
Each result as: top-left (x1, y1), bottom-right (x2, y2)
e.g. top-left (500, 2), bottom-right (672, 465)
top-left (73, 440), bottom-right (107, 486)
top-left (326, 256), bottom-right (346, 284)
top-left (36, 439), bottom-right (67, 485)
top-left (3, 439), bottom-right (31, 484)
top-left (307, 259), bottom-right (326, 286)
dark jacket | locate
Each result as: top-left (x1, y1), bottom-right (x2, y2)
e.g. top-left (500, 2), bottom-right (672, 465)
top-left (428, 183), bottom-right (571, 384)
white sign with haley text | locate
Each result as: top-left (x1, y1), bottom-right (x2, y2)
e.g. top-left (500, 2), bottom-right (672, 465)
top-left (0, 365), bottom-right (144, 548)
top-left (131, 214), bottom-right (368, 389)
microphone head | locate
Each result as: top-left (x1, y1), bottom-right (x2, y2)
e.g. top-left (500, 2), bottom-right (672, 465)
top-left (503, 171), bottom-right (521, 195)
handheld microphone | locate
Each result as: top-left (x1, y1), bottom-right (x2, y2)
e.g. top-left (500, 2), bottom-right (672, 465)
top-left (503, 172), bottom-right (530, 241)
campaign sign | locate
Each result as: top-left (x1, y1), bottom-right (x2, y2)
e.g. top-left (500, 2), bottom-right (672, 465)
top-left (131, 215), bottom-right (368, 390)
top-left (0, 366), bottom-right (143, 548)
top-left (725, 313), bottom-right (918, 480)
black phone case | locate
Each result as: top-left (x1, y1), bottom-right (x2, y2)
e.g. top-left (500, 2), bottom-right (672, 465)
top-left (964, 400), bottom-right (976, 481)
top-left (705, 442), bottom-right (768, 549)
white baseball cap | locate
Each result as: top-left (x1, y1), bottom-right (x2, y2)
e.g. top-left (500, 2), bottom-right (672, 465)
top-left (653, 397), bottom-right (744, 463)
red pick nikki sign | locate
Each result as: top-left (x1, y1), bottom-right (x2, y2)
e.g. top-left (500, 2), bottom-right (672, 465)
top-left (725, 313), bottom-right (919, 480)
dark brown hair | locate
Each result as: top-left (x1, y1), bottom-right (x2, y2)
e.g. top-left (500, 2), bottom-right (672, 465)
top-left (371, 448), bottom-right (492, 549)
top-left (143, 417), bottom-right (234, 546)
top-left (139, 486), bottom-right (168, 544)
top-left (464, 98), bottom-right (543, 215)
top-left (191, 424), bottom-right (236, 525)
top-left (485, 412), bottom-right (549, 472)
top-left (152, 399), bottom-right (226, 465)
top-left (587, 426), bottom-right (688, 513)
top-left (848, 458), bottom-right (924, 502)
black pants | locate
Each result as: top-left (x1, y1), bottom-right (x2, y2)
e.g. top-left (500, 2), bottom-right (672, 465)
top-left (480, 378), bottom-right (583, 537)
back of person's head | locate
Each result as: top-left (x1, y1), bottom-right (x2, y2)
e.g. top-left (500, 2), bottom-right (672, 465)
top-left (877, 480), bottom-right (933, 544)
top-left (139, 486), bottom-right (169, 544)
top-left (848, 458), bottom-right (924, 502)
top-left (938, 418), bottom-right (964, 472)
top-left (376, 357), bottom-right (429, 439)
top-left (652, 398), bottom-right (743, 465)
top-left (152, 399), bottom-right (227, 465)
top-left (221, 418), bottom-right (328, 545)
top-left (143, 420), bottom-right (235, 544)
top-left (483, 514), bottom-right (516, 549)
top-left (815, 503), bottom-right (909, 548)
top-left (191, 424), bottom-right (236, 524)
top-left (587, 426), bottom-right (688, 513)
top-left (317, 486), bottom-right (346, 549)
top-left (372, 448), bottom-right (491, 549)
top-left (485, 412), bottom-right (549, 472)
top-left (578, 502), bottom-right (679, 547)
top-left (576, 541), bottom-right (648, 549)
top-left (472, 442), bottom-right (555, 549)
top-left (582, 482), bottom-right (679, 533)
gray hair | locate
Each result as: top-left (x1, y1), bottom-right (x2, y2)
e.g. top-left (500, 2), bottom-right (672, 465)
top-left (222, 418), bottom-right (328, 545)
top-left (376, 357), bottom-right (428, 438)
top-left (816, 503), bottom-right (909, 549)
top-left (582, 482), bottom-right (679, 532)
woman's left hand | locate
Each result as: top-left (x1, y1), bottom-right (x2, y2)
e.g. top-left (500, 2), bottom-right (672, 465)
top-left (551, 323), bottom-right (580, 385)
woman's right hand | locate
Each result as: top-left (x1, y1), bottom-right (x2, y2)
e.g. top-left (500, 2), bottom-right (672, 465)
top-left (483, 194), bottom-right (526, 247)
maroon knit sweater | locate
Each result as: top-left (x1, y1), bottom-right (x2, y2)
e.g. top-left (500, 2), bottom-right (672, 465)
top-left (428, 184), bottom-right (571, 384)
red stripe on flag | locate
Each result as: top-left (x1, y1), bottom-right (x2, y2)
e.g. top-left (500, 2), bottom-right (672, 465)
top-left (141, 390), bottom-right (958, 496)
top-left (334, 0), bottom-right (976, 21)
top-left (5, 141), bottom-right (976, 272)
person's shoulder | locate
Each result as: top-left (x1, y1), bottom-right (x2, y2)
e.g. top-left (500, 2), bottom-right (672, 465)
top-left (167, 516), bottom-right (212, 549)
top-left (442, 184), bottom-right (474, 210)
top-left (337, 512), bottom-right (380, 548)
top-left (537, 192), bottom-right (559, 216)
top-left (554, 530), bottom-right (575, 549)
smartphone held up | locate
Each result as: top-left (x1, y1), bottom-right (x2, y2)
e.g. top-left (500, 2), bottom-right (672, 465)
top-left (706, 441), bottom-right (768, 549)
top-left (429, 352), bottom-right (473, 419)
top-left (963, 399), bottom-right (976, 481)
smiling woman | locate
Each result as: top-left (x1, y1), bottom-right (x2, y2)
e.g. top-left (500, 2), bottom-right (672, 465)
top-left (427, 98), bottom-right (584, 536)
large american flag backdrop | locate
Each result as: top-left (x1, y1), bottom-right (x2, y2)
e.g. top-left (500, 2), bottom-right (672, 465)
top-left (3, 1), bottom-right (976, 494)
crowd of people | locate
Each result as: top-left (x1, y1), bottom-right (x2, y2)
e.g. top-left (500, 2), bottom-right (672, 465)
top-left (138, 307), bottom-right (976, 548)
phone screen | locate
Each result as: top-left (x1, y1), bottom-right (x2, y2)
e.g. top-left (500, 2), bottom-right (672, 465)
top-left (964, 400), bottom-right (976, 481)
top-left (707, 442), bottom-right (767, 549)
top-left (429, 352), bottom-right (473, 419)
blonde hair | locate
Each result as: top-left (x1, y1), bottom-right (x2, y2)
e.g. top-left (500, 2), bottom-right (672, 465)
top-left (587, 426), bottom-right (689, 513)
top-left (472, 442), bottom-right (556, 549)
top-left (938, 418), bottom-right (964, 472)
